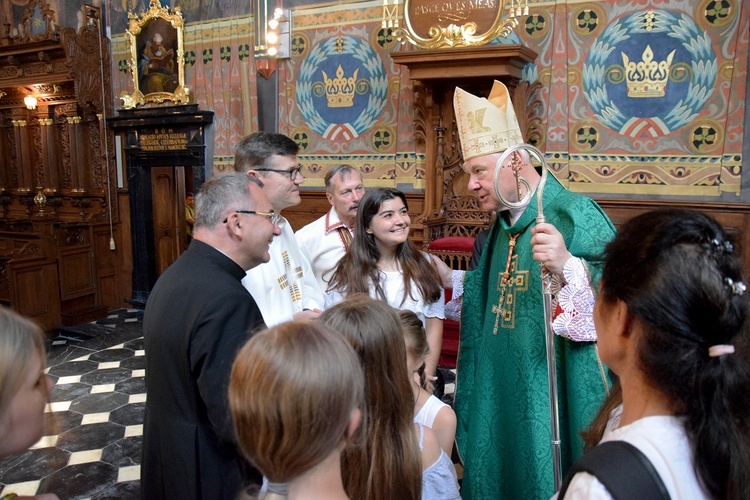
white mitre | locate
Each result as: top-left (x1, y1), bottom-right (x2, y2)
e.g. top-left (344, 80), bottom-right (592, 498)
top-left (453, 80), bottom-right (524, 161)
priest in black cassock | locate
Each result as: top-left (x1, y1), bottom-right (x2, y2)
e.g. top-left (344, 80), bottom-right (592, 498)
top-left (142, 172), bottom-right (280, 499)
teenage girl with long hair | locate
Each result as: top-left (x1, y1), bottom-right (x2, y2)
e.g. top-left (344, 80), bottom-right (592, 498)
top-left (326, 188), bottom-right (445, 385)
top-left (320, 295), bottom-right (460, 500)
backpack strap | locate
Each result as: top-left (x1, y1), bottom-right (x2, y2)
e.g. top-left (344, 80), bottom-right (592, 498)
top-left (557, 440), bottom-right (671, 500)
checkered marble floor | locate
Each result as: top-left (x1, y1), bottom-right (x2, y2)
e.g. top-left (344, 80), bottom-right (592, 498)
top-left (0, 309), bottom-right (145, 499)
top-left (0, 308), bottom-right (458, 499)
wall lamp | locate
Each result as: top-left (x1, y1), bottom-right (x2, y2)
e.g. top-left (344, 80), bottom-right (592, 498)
top-left (24, 95), bottom-right (37, 110)
top-left (255, 6), bottom-right (291, 59)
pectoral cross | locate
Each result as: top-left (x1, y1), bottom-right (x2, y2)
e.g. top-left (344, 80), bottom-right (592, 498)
top-left (491, 234), bottom-right (529, 333)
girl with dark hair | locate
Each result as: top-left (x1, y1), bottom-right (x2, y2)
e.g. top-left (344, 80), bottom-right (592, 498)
top-left (560, 209), bottom-right (750, 499)
top-left (320, 295), bottom-right (460, 500)
top-left (325, 188), bottom-right (445, 384)
top-left (399, 309), bottom-right (456, 455)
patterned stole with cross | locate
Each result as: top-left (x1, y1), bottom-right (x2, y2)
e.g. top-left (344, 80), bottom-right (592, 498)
top-left (491, 233), bottom-right (529, 334)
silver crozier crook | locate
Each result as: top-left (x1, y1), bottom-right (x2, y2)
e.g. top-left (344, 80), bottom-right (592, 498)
top-left (493, 143), bottom-right (563, 491)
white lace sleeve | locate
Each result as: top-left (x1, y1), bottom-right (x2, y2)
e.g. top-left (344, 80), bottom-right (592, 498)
top-left (444, 270), bottom-right (465, 322)
top-left (552, 257), bottom-right (598, 342)
top-left (424, 288), bottom-right (445, 319)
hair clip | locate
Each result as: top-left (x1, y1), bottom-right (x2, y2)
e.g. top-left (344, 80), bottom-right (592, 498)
top-left (711, 238), bottom-right (734, 253)
top-left (725, 277), bottom-right (746, 296)
top-left (708, 344), bottom-right (735, 357)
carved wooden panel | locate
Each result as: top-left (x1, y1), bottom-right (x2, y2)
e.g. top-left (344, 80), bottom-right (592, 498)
top-left (58, 247), bottom-right (96, 300)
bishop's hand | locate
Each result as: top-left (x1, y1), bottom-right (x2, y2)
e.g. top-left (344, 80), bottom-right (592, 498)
top-left (531, 223), bottom-right (571, 276)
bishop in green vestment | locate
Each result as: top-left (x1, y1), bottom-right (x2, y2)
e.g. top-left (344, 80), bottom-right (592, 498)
top-left (450, 82), bottom-right (615, 499)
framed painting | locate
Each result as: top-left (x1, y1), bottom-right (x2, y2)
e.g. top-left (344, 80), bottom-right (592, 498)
top-left (119, 0), bottom-right (189, 109)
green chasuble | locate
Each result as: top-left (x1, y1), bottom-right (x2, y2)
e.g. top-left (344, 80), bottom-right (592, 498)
top-left (456, 175), bottom-right (615, 500)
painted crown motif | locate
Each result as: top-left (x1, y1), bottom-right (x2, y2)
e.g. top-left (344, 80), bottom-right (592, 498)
top-left (622, 45), bottom-right (676, 98)
top-left (322, 65), bottom-right (358, 108)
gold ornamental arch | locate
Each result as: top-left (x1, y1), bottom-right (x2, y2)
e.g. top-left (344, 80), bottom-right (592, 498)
top-left (396, 0), bottom-right (524, 48)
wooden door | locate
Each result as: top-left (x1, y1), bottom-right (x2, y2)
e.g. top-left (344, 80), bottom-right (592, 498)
top-left (151, 166), bottom-right (186, 276)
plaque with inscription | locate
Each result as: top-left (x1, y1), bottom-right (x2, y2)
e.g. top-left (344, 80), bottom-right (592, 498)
top-left (139, 129), bottom-right (189, 151)
top-left (401, 0), bottom-right (517, 48)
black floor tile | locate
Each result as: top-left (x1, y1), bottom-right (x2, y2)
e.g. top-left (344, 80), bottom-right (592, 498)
top-left (68, 392), bottom-right (129, 414)
top-left (91, 479), bottom-right (141, 500)
top-left (109, 403), bottom-right (145, 427)
top-left (0, 447), bottom-right (70, 485)
top-left (49, 383), bottom-right (92, 403)
top-left (56, 422), bottom-right (126, 453)
top-left (38, 461), bottom-right (119, 498)
top-left (47, 360), bottom-right (99, 377)
top-left (45, 411), bottom-right (84, 436)
top-left (88, 348), bottom-right (136, 363)
top-left (45, 346), bottom-right (96, 368)
top-left (123, 338), bottom-right (144, 351)
top-left (80, 367), bottom-right (133, 386)
top-left (115, 377), bottom-right (146, 395)
top-left (102, 436), bottom-right (142, 467)
top-left (120, 356), bottom-right (146, 370)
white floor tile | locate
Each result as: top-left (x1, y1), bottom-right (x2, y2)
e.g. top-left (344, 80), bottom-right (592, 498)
top-left (29, 435), bottom-right (57, 449)
top-left (47, 401), bottom-right (71, 412)
top-left (128, 393), bottom-right (147, 404)
top-left (132, 369), bottom-right (146, 378)
top-left (68, 449), bottom-right (103, 465)
top-left (97, 361), bottom-right (121, 369)
top-left (117, 465), bottom-right (140, 482)
top-left (91, 384), bottom-right (116, 394)
top-left (1, 480), bottom-right (41, 495)
top-left (81, 412), bottom-right (110, 425)
top-left (124, 424), bottom-right (143, 437)
top-left (56, 375), bottom-right (83, 384)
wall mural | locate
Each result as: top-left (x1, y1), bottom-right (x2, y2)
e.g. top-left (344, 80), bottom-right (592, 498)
top-left (103, 0), bottom-right (747, 198)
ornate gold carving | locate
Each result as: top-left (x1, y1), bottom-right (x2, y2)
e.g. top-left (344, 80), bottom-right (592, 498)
top-left (11, 120), bottom-right (27, 127)
top-left (120, 0), bottom-right (190, 109)
top-left (398, 0), bottom-right (521, 49)
top-left (16, 0), bottom-right (57, 43)
top-left (66, 116), bottom-right (82, 124)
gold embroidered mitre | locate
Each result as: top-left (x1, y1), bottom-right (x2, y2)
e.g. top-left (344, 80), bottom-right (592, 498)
top-left (453, 81), bottom-right (524, 161)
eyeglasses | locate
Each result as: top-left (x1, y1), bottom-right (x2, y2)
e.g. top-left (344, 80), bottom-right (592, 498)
top-left (223, 210), bottom-right (281, 225)
top-left (254, 165), bottom-right (303, 181)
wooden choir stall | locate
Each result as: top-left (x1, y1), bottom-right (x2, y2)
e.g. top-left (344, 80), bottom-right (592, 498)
top-left (0, 3), bottom-right (128, 332)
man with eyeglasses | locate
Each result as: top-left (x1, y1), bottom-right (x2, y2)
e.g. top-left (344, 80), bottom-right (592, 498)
top-left (143, 172), bottom-right (280, 499)
top-left (234, 132), bottom-right (325, 326)
top-left (295, 164), bottom-right (365, 290)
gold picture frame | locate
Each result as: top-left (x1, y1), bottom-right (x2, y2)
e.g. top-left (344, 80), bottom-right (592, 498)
top-left (399, 0), bottom-right (519, 49)
top-left (119, 0), bottom-right (189, 109)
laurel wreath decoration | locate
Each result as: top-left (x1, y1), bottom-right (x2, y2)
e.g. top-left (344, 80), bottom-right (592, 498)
top-left (297, 35), bottom-right (388, 138)
top-left (582, 9), bottom-right (716, 135)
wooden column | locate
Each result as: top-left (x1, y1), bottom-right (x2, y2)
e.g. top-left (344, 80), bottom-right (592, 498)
top-left (37, 106), bottom-right (59, 192)
top-left (10, 110), bottom-right (33, 192)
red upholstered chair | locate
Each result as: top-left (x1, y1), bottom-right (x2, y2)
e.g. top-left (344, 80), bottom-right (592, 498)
top-left (425, 236), bottom-right (475, 369)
